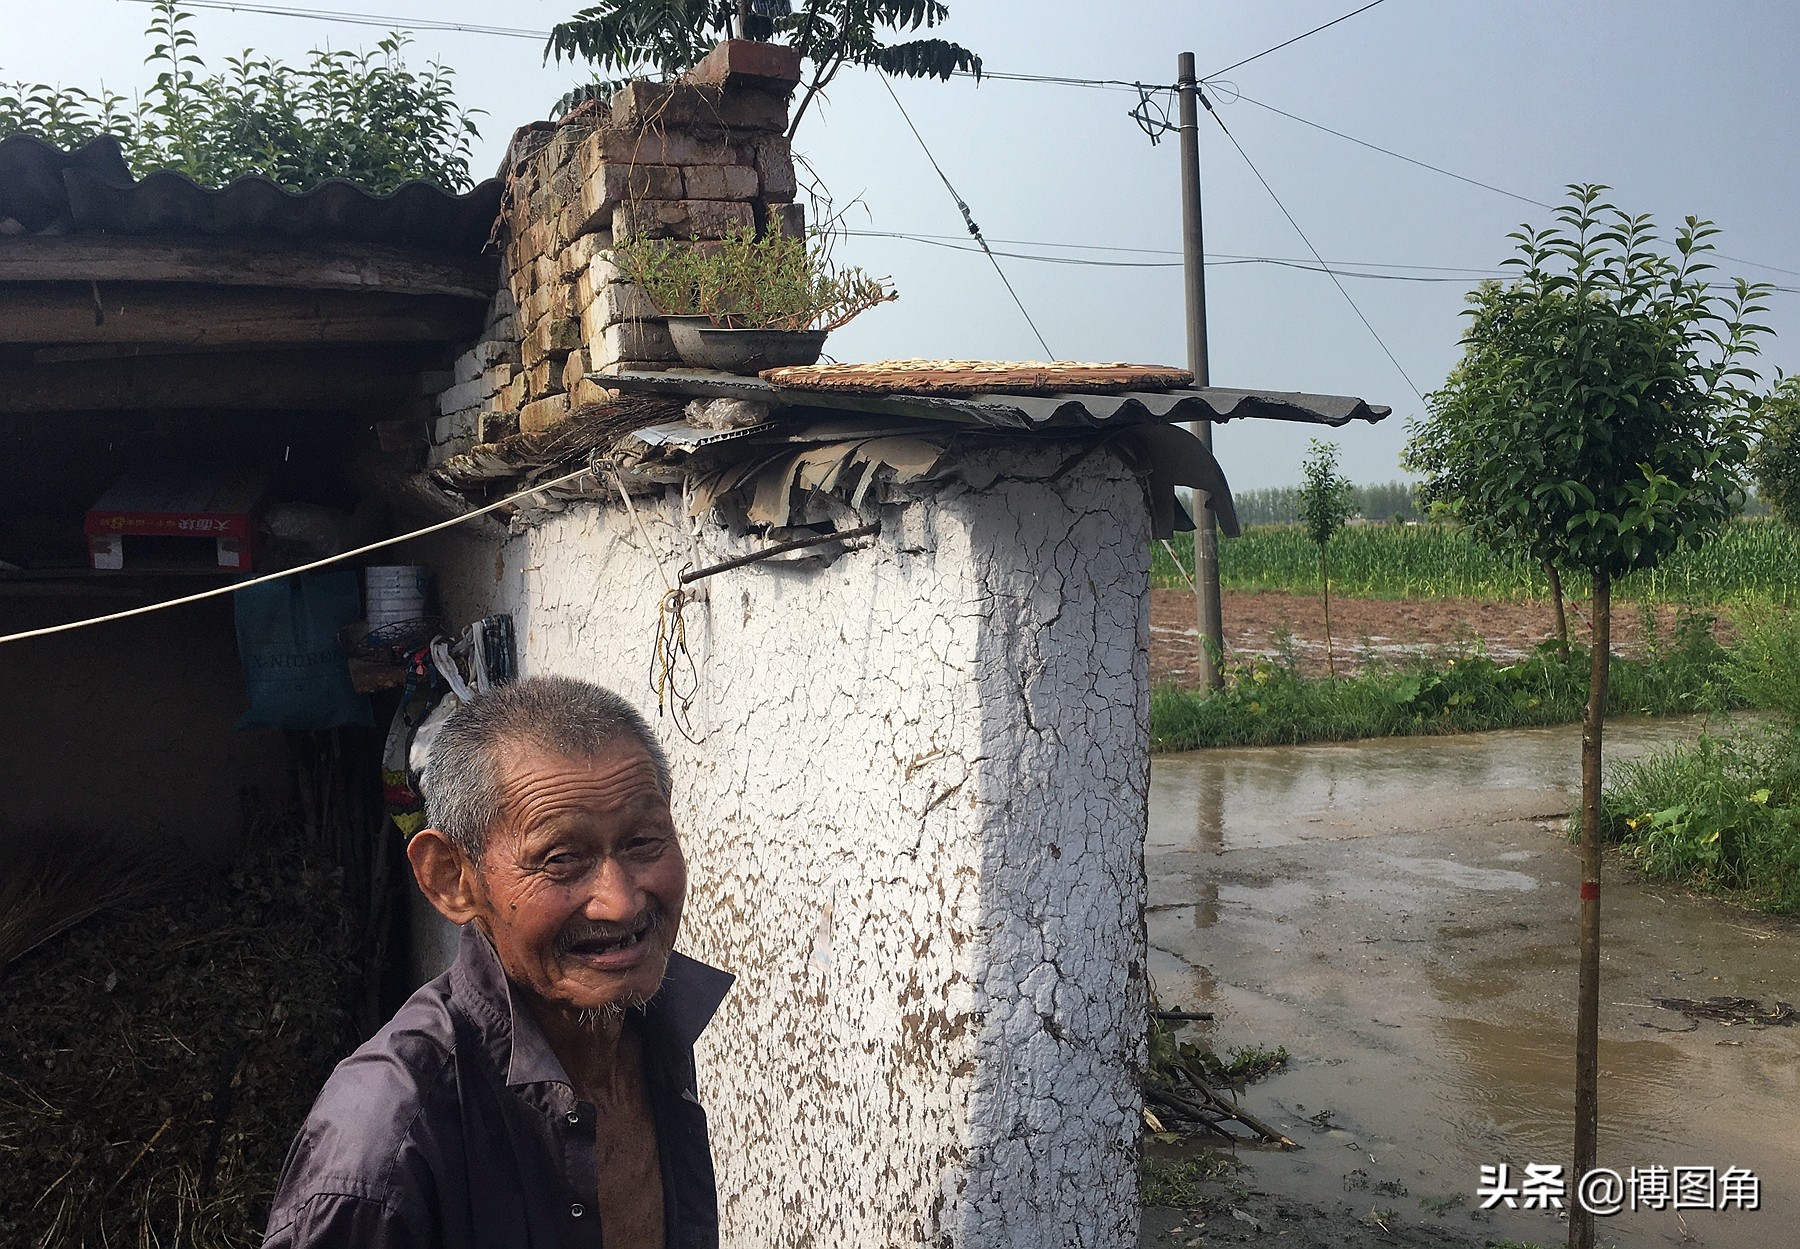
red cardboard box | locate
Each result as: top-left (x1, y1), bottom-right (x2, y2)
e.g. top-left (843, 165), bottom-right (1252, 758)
top-left (85, 465), bottom-right (266, 572)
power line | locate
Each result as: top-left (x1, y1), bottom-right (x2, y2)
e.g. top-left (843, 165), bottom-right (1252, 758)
top-left (1231, 91), bottom-right (1553, 210)
top-left (117, 0), bottom-right (548, 37)
top-left (118, 0), bottom-right (1178, 97)
top-left (850, 230), bottom-right (1185, 258)
top-left (112, 0), bottom-right (1800, 284)
top-left (126, 0), bottom-right (1171, 93)
top-left (846, 229), bottom-right (1507, 272)
top-left (965, 70), bottom-right (1164, 93)
top-left (119, 1), bottom-right (1159, 93)
top-left (844, 229), bottom-right (1511, 279)
top-left (875, 73), bottom-right (1055, 358)
top-left (1202, 94), bottom-right (1424, 401)
top-left (1230, 91), bottom-right (1800, 282)
top-left (1204, 0), bottom-right (1392, 80)
top-left (842, 229), bottom-right (1800, 295)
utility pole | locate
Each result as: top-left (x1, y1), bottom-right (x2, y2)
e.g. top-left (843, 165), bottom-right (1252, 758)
top-left (1178, 52), bottom-right (1225, 690)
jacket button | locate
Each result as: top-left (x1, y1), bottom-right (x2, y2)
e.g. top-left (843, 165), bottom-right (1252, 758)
top-left (570, 1203), bottom-right (585, 1218)
top-left (567, 1110), bottom-right (581, 1126)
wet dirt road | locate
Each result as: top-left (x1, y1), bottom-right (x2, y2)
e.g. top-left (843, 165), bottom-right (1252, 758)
top-left (1147, 719), bottom-right (1799, 1247)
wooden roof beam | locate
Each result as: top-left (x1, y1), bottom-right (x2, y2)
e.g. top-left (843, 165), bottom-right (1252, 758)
top-left (0, 235), bottom-right (498, 300)
top-left (0, 282), bottom-right (486, 346)
top-left (0, 347), bottom-right (433, 411)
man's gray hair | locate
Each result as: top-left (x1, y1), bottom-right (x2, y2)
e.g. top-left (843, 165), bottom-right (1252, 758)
top-left (421, 676), bottom-right (671, 860)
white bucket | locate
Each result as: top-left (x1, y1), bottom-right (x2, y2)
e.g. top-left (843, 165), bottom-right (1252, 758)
top-left (365, 565), bottom-right (429, 627)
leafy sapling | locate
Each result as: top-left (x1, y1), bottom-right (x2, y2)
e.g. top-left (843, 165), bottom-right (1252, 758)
top-left (1298, 439), bottom-right (1356, 677)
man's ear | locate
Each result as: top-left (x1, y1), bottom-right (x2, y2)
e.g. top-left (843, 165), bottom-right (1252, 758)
top-left (407, 828), bottom-right (485, 926)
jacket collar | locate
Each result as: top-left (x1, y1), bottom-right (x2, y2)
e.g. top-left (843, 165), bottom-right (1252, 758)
top-left (448, 923), bottom-right (734, 1088)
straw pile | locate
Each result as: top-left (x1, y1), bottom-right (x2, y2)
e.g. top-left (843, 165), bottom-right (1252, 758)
top-left (0, 836), bottom-right (355, 1247)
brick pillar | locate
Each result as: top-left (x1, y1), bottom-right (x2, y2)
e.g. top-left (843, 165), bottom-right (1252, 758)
top-left (482, 42), bottom-right (804, 441)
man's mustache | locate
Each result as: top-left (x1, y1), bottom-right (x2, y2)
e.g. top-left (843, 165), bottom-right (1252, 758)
top-left (555, 904), bottom-right (666, 953)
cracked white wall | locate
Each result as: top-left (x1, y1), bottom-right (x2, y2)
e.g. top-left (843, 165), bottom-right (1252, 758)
top-left (430, 443), bottom-right (1150, 1247)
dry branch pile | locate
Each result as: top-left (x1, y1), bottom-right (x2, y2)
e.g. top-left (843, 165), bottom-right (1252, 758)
top-left (1145, 1011), bottom-right (1297, 1151)
top-left (0, 839), bottom-right (356, 1247)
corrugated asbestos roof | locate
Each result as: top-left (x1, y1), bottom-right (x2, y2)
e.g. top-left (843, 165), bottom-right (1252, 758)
top-left (605, 370), bottom-right (1390, 431)
top-left (0, 133), bottom-right (502, 253)
top-left (429, 397), bottom-right (1238, 538)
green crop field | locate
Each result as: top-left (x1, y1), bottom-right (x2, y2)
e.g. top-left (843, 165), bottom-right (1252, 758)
top-left (1152, 519), bottom-right (1800, 603)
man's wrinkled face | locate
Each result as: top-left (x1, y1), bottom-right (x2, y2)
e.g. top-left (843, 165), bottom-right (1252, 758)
top-left (468, 738), bottom-right (687, 1021)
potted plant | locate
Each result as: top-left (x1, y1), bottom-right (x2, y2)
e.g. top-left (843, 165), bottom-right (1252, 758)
top-left (613, 225), bottom-right (897, 373)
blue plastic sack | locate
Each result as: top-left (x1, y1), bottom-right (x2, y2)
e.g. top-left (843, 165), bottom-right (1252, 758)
top-left (234, 570), bottom-right (372, 730)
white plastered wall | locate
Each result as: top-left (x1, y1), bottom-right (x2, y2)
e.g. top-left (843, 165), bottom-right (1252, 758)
top-left (428, 443), bottom-right (1150, 1248)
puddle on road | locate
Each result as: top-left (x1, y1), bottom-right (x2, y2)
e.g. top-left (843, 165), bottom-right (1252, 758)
top-left (1149, 719), bottom-right (1799, 1247)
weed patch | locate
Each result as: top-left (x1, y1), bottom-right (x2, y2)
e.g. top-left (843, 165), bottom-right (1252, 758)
top-left (1139, 1151), bottom-right (1243, 1207)
top-left (1151, 615), bottom-right (1730, 752)
top-left (1602, 730), bottom-right (1800, 913)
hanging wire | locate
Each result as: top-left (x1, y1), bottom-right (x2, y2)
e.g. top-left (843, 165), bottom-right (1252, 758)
top-left (1203, 0), bottom-right (1392, 80)
top-left (0, 462), bottom-right (598, 648)
top-left (1201, 89), bottom-right (1424, 402)
top-left (596, 454), bottom-right (705, 744)
top-left (875, 72), bottom-right (1056, 359)
top-left (1222, 90), bottom-right (1800, 282)
top-left (1230, 91), bottom-right (1554, 210)
top-left (117, 0), bottom-right (548, 37)
top-left (651, 587), bottom-right (702, 745)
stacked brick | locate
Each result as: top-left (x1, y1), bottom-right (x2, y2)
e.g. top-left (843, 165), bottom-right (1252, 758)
top-left (426, 289), bottom-right (520, 467)
top-left (434, 40), bottom-right (807, 449)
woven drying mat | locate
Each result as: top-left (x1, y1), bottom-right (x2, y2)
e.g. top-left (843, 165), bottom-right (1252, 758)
top-left (760, 359), bottom-right (1195, 397)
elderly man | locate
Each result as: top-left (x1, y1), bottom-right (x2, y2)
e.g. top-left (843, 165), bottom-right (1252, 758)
top-left (265, 676), bottom-right (732, 1249)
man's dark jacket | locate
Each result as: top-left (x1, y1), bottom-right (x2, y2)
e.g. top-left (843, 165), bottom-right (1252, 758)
top-left (264, 924), bottom-right (734, 1249)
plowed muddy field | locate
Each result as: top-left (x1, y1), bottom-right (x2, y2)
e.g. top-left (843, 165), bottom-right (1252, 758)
top-left (1151, 590), bottom-right (1718, 686)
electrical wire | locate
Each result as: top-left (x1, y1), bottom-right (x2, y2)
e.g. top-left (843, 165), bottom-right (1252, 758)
top-left (120, 0), bottom-right (1168, 93)
top-left (1230, 91), bottom-right (1553, 210)
top-left (1201, 93), bottom-right (1424, 401)
top-left (1229, 91), bottom-right (1800, 282)
top-left (849, 229), bottom-right (1185, 258)
top-left (0, 463), bottom-right (597, 647)
top-left (840, 230), bottom-right (1800, 295)
top-left (961, 69), bottom-right (1166, 93)
top-left (843, 228), bottom-right (1509, 274)
top-left (846, 229), bottom-right (1516, 281)
top-left (875, 72), bottom-right (1056, 358)
top-left (116, 0), bottom-right (549, 37)
top-left (107, 0), bottom-right (1800, 284)
top-left (1203, 0), bottom-right (1391, 80)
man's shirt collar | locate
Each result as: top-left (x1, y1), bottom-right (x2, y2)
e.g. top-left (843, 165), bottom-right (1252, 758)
top-left (447, 923), bottom-right (734, 1088)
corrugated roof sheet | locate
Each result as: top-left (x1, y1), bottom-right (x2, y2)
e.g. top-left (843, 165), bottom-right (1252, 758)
top-left (606, 370), bottom-right (1391, 431)
top-left (0, 133), bottom-right (502, 253)
top-left (428, 399), bottom-right (1237, 538)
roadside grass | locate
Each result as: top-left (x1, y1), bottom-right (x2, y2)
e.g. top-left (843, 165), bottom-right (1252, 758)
top-left (1154, 519), bottom-right (1800, 604)
top-left (1150, 609), bottom-right (1731, 752)
top-left (1139, 1150), bottom-right (1244, 1207)
top-left (1600, 605), bottom-right (1800, 915)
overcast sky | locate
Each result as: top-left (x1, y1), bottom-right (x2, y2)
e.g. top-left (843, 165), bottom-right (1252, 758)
top-left (6, 0), bottom-right (1798, 490)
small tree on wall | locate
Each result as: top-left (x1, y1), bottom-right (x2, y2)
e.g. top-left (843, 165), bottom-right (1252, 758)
top-left (0, 1), bottom-right (479, 192)
top-left (1297, 439), bottom-right (1355, 678)
top-left (545, 0), bottom-right (980, 136)
top-left (1404, 184), bottom-right (1771, 1249)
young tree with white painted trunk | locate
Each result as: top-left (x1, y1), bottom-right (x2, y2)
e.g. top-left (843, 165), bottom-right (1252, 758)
top-left (1405, 184), bottom-right (1771, 1249)
top-left (1297, 439), bottom-right (1354, 678)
